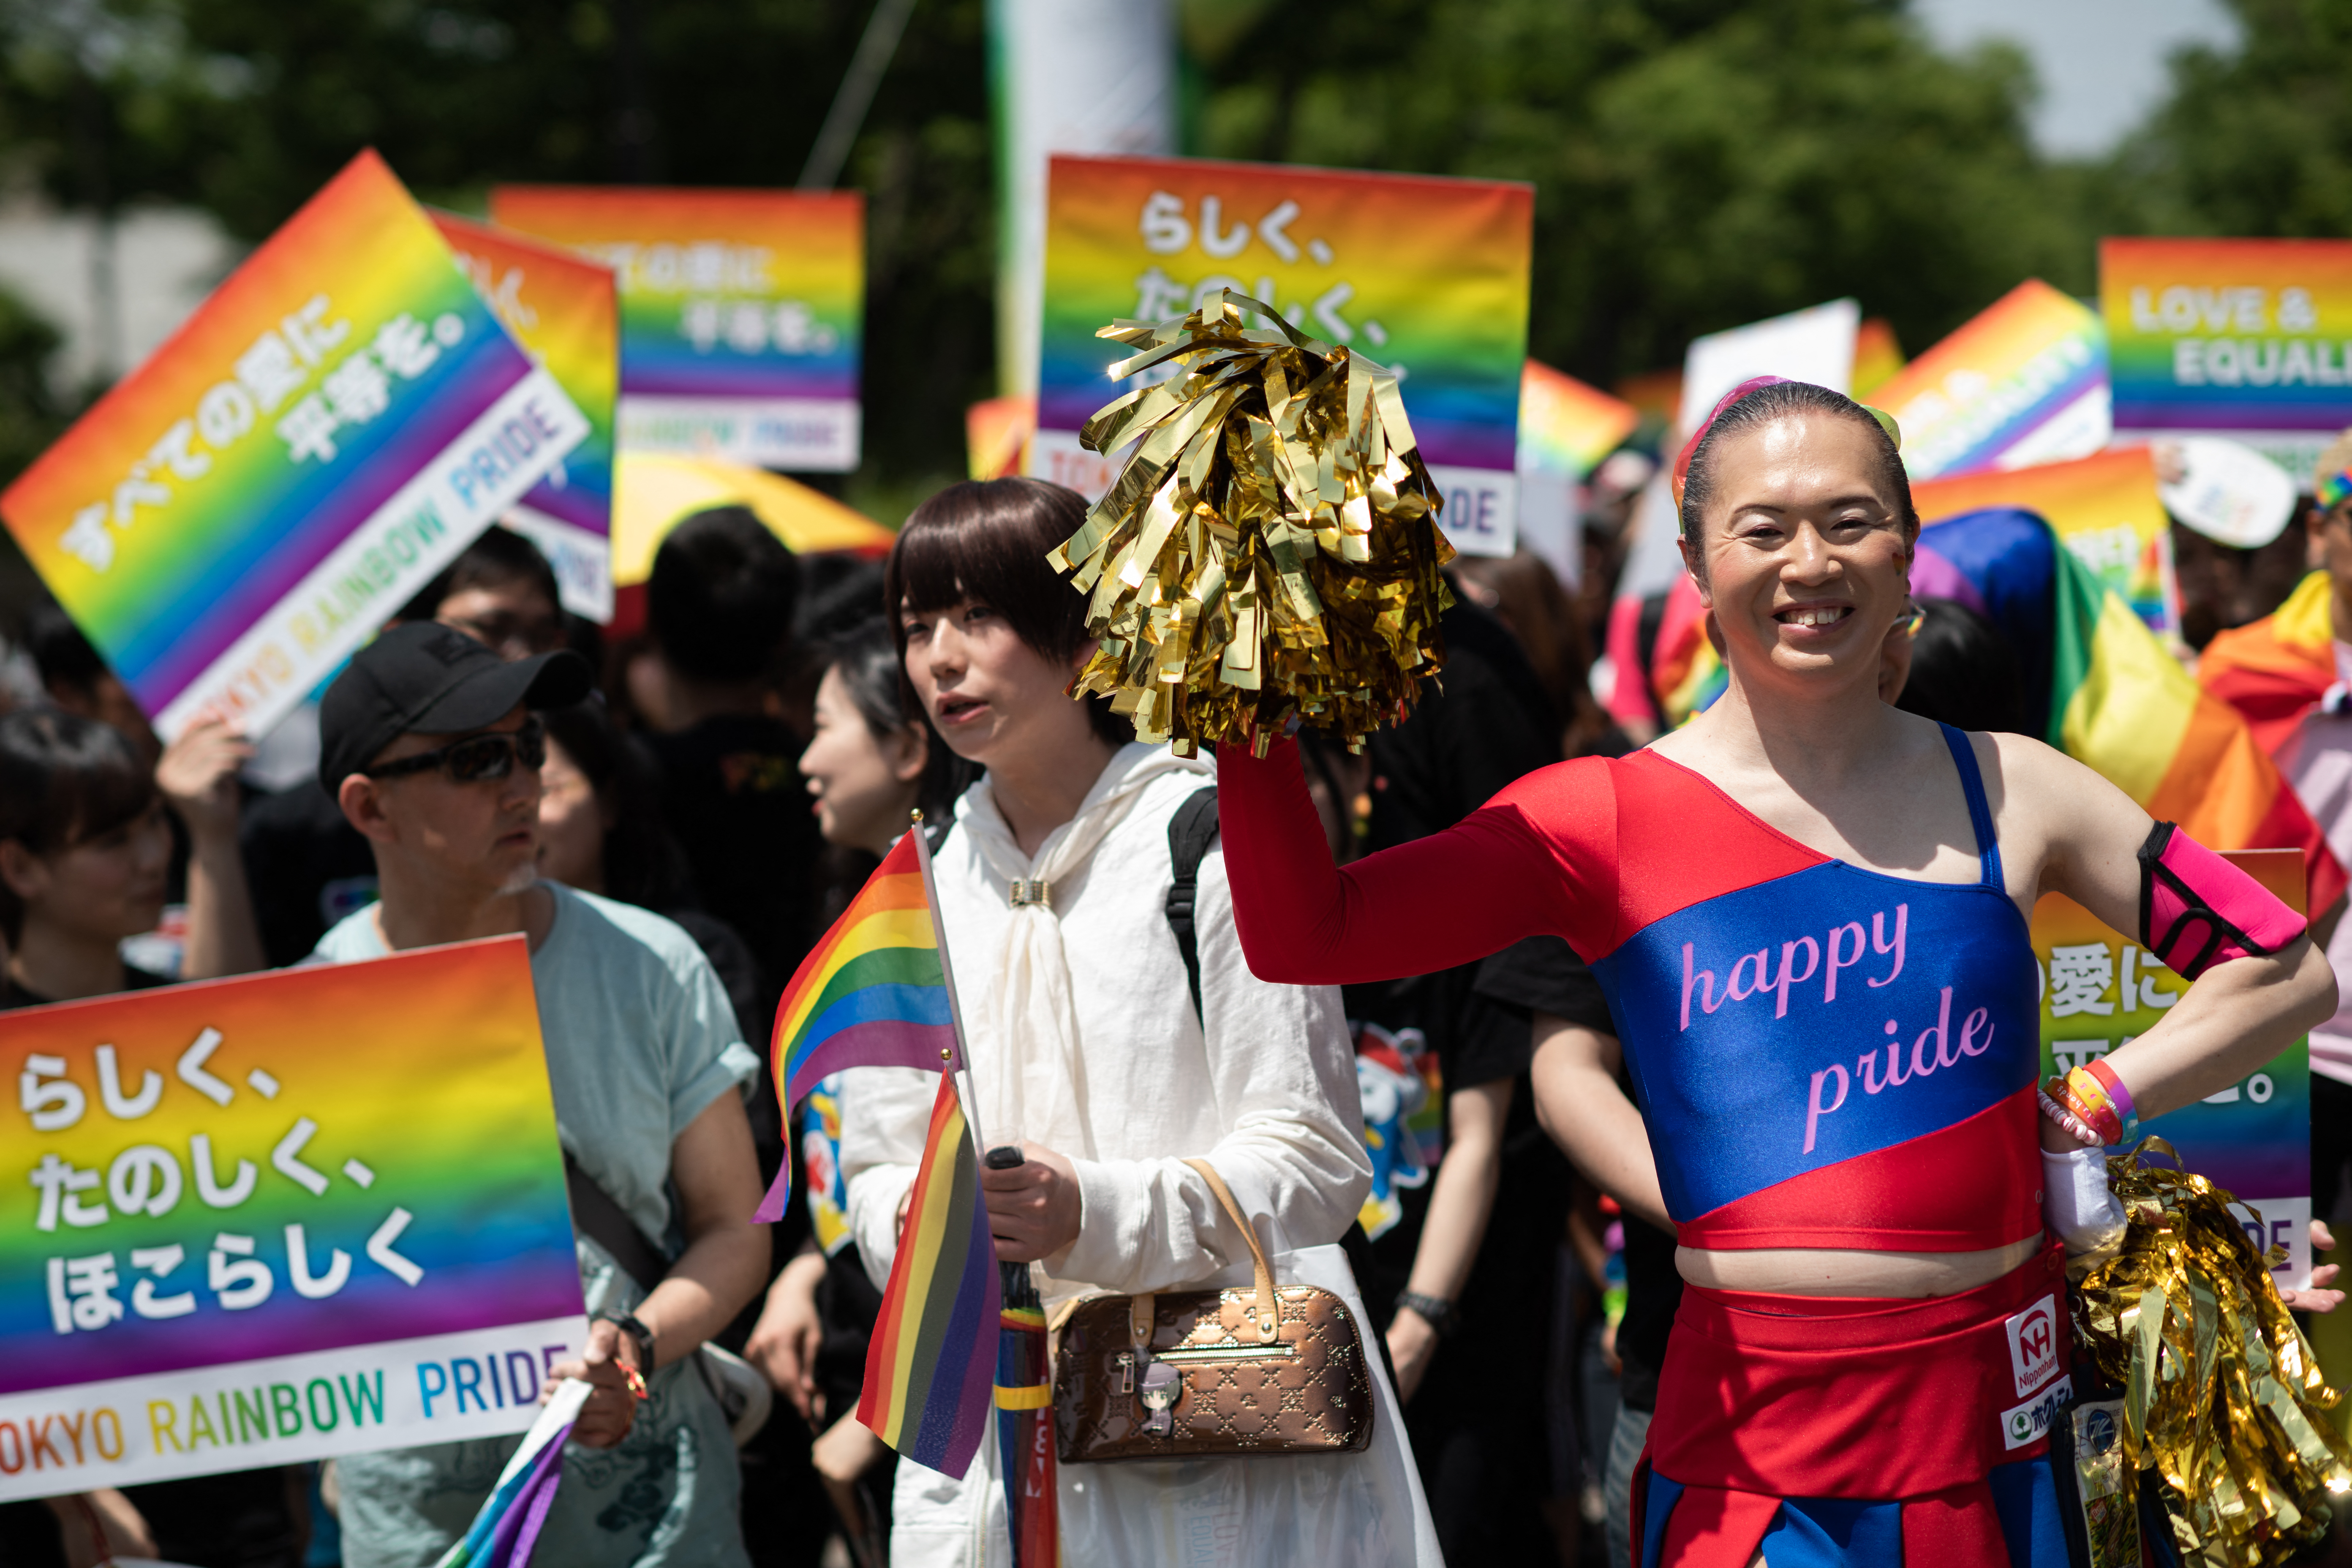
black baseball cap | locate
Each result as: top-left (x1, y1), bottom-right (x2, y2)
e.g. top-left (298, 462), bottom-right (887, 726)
top-left (318, 621), bottom-right (592, 792)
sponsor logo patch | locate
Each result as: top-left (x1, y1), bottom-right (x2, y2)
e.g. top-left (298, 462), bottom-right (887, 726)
top-left (2002, 1375), bottom-right (2072, 1451)
top-left (2005, 1295), bottom-right (2060, 1397)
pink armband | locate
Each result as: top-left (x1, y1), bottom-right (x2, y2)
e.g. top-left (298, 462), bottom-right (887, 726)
top-left (2139, 822), bottom-right (2306, 979)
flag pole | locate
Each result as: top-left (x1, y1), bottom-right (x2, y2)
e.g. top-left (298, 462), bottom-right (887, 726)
top-left (909, 810), bottom-right (997, 1159)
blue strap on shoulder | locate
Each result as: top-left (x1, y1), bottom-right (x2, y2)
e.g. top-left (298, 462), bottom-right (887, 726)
top-left (1938, 722), bottom-right (2003, 890)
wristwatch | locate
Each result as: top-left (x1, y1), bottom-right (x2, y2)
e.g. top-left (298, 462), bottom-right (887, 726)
top-left (1395, 1290), bottom-right (1460, 1338)
top-left (599, 1310), bottom-right (656, 1372)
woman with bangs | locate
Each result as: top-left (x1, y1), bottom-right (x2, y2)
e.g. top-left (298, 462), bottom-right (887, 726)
top-left (1212, 379), bottom-right (2337, 1565)
top-left (0, 707), bottom-right (275, 1565)
top-left (833, 478), bottom-right (1440, 1566)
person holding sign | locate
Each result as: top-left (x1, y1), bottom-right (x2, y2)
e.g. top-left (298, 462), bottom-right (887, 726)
top-left (1213, 378), bottom-right (2336, 1566)
top-left (307, 623), bottom-right (768, 1568)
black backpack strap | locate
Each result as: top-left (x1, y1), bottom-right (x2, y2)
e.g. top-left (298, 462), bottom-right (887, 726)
top-left (1165, 786), bottom-right (1221, 1026)
top-left (563, 1149), bottom-right (670, 1294)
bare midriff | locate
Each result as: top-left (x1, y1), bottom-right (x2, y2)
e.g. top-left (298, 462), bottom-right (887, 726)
top-left (1676, 1234), bottom-right (2043, 1298)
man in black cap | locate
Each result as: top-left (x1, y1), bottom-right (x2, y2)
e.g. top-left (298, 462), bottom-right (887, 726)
top-left (311, 623), bottom-right (768, 1568)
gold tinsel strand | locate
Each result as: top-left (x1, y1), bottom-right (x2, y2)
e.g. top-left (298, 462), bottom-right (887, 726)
top-left (1044, 290), bottom-right (1454, 757)
top-left (2070, 1138), bottom-right (2352, 1565)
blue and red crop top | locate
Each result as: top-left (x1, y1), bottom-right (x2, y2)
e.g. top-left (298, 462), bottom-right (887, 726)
top-left (1218, 726), bottom-right (2045, 1253)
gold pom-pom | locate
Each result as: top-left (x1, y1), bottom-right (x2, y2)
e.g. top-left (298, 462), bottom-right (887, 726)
top-left (2069, 1138), bottom-right (2352, 1565)
top-left (1045, 290), bottom-right (1454, 757)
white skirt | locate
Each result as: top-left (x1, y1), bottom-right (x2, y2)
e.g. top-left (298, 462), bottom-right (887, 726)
top-left (887, 1242), bottom-right (1442, 1568)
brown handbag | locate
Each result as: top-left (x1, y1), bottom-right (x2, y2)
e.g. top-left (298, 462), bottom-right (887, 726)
top-left (1052, 1157), bottom-right (1375, 1462)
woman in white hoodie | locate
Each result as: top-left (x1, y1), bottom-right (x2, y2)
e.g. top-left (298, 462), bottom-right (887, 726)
top-left (835, 478), bottom-right (1440, 1567)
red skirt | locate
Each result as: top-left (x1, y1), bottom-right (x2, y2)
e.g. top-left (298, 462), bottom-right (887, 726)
top-left (1633, 1241), bottom-right (2070, 1566)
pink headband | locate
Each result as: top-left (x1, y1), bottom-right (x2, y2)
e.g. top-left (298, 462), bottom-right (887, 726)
top-left (1669, 376), bottom-right (1904, 509)
top-left (1671, 376), bottom-right (1787, 506)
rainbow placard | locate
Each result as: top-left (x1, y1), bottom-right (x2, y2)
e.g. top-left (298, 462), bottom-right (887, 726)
top-left (2033, 850), bottom-right (2312, 1285)
top-left (430, 211), bottom-right (618, 623)
top-left (0, 938), bottom-right (585, 1499)
top-left (2104, 238), bottom-right (2352, 481)
top-left (0, 152), bottom-right (587, 742)
top-left (1033, 155), bottom-right (1533, 557)
top-left (1518, 361), bottom-right (1639, 479)
top-left (489, 187), bottom-right (864, 472)
top-left (1872, 279), bottom-right (2109, 479)
top-left (1914, 447), bottom-right (2180, 637)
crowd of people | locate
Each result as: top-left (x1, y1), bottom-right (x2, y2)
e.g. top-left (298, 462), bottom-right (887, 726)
top-left (6, 386), bottom-right (2352, 1565)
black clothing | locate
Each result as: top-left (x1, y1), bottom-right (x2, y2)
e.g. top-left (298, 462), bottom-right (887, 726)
top-left (239, 778), bottom-right (378, 968)
top-left (0, 962), bottom-right (170, 1010)
top-left (645, 715), bottom-right (823, 997)
top-left (1617, 1213), bottom-right (1684, 1414)
top-left (1473, 933), bottom-right (1685, 1416)
top-left (1348, 593), bottom-right (1566, 1563)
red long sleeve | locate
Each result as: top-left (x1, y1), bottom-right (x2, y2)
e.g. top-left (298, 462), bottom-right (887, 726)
top-left (1214, 738), bottom-right (1611, 984)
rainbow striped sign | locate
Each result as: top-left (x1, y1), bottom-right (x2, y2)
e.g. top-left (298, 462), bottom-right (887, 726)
top-left (1871, 279), bottom-right (2109, 479)
top-left (2034, 851), bottom-right (2313, 1285)
top-left (1034, 155), bottom-right (1533, 558)
top-left (430, 211), bottom-right (619, 623)
top-left (1519, 361), bottom-right (1639, 479)
top-left (2104, 238), bottom-right (2352, 480)
top-left (0, 151), bottom-right (588, 742)
top-left (0, 938), bottom-right (585, 1499)
top-left (489, 187), bottom-right (865, 472)
top-left (1914, 447), bottom-right (2179, 637)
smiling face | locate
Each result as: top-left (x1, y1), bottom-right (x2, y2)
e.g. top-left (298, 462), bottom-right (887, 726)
top-left (901, 598), bottom-right (1097, 775)
top-left (1679, 411), bottom-right (1915, 694)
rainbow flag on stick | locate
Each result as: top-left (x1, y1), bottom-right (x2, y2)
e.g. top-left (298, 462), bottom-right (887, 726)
top-left (432, 1377), bottom-right (590, 1567)
top-left (754, 828), bottom-right (965, 1222)
top-left (860, 1074), bottom-right (1002, 1477)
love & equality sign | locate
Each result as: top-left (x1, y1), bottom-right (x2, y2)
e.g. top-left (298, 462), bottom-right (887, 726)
top-left (0, 938), bottom-right (584, 1498)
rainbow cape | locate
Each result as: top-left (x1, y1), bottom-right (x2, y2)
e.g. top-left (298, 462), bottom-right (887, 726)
top-left (2198, 570), bottom-right (2339, 758)
top-left (432, 1377), bottom-right (588, 1567)
top-left (860, 1073), bottom-right (1001, 1477)
top-left (754, 830), bottom-right (963, 1222)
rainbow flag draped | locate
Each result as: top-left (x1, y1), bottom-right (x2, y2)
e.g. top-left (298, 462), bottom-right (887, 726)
top-left (1928, 507), bottom-right (2347, 915)
top-left (2198, 570), bottom-right (2338, 757)
top-left (432, 1378), bottom-right (588, 1567)
top-left (860, 1073), bottom-right (1001, 1477)
top-left (754, 829), bottom-right (963, 1222)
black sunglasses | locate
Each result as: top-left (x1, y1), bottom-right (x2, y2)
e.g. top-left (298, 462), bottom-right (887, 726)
top-left (363, 716), bottom-right (547, 783)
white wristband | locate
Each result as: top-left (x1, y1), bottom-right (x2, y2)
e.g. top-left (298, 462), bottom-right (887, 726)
top-left (2042, 1142), bottom-right (2126, 1255)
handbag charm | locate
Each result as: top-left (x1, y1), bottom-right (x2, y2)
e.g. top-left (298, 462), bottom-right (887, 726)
top-left (1136, 1360), bottom-right (1181, 1437)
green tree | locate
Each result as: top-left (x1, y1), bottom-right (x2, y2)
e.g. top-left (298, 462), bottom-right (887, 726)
top-left (0, 0), bottom-right (998, 502)
top-left (1192, 0), bottom-right (2094, 387)
top-left (0, 285), bottom-right (68, 487)
top-left (0, 0), bottom-right (2104, 489)
top-left (2106, 1), bottom-right (2352, 239)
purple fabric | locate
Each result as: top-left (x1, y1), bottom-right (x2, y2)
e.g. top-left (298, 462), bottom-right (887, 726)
top-left (1909, 543), bottom-right (1988, 617)
top-left (485, 1420), bottom-right (571, 1565)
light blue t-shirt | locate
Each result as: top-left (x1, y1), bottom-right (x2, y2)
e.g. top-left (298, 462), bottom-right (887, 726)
top-left (315, 882), bottom-right (762, 1568)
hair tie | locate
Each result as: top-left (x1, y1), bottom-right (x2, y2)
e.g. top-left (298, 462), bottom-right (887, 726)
top-left (2317, 471), bottom-right (2352, 512)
